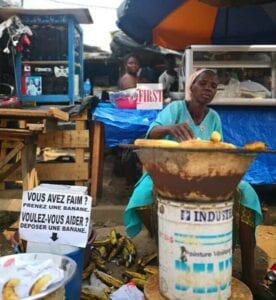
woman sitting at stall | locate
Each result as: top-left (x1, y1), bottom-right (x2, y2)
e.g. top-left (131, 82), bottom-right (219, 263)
top-left (124, 69), bottom-right (263, 297)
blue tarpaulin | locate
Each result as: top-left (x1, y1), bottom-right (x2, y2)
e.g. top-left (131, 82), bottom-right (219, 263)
top-left (93, 104), bottom-right (276, 185)
top-left (214, 106), bottom-right (276, 184)
top-left (93, 104), bottom-right (160, 147)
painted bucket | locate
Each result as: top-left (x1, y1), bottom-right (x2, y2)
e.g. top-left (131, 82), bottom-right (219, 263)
top-left (158, 197), bottom-right (234, 300)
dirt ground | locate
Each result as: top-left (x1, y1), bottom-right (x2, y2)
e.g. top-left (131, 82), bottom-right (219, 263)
top-left (0, 151), bottom-right (276, 298)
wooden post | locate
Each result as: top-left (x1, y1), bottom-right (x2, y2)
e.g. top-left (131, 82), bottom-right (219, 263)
top-left (89, 121), bottom-right (104, 206)
top-left (21, 135), bottom-right (38, 191)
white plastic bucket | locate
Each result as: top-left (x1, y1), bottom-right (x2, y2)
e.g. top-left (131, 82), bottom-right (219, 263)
top-left (158, 197), bottom-right (233, 300)
top-left (26, 242), bottom-right (84, 300)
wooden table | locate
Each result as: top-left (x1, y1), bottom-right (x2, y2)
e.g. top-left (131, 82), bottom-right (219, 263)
top-left (0, 107), bottom-right (69, 211)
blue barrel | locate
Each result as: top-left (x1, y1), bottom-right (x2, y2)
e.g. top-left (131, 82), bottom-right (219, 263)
top-left (64, 247), bottom-right (85, 300)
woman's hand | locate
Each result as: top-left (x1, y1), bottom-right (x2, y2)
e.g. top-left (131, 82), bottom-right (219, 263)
top-left (149, 123), bottom-right (194, 141)
top-left (167, 122), bottom-right (194, 141)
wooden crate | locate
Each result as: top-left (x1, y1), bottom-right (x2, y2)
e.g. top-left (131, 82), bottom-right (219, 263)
top-left (37, 110), bottom-right (90, 185)
top-left (0, 109), bottom-right (91, 211)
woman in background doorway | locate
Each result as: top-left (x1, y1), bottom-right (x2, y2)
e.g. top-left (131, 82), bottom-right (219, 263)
top-left (118, 54), bottom-right (141, 90)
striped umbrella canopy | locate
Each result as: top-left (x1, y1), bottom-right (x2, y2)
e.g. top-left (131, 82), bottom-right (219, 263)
top-left (201, 0), bottom-right (276, 7)
top-left (117, 0), bottom-right (276, 50)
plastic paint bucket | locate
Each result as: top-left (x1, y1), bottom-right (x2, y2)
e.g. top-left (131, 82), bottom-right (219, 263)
top-left (157, 197), bottom-right (233, 300)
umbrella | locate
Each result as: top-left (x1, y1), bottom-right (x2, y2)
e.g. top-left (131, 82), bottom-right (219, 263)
top-left (201, 0), bottom-right (276, 7)
top-left (110, 30), bottom-right (181, 59)
top-left (117, 0), bottom-right (276, 50)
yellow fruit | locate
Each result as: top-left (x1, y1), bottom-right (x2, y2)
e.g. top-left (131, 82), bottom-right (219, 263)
top-left (29, 274), bottom-right (53, 295)
top-left (94, 269), bottom-right (123, 288)
top-left (2, 278), bottom-right (20, 300)
top-left (210, 131), bottom-right (221, 143)
top-left (134, 139), bottom-right (179, 148)
top-left (243, 141), bottom-right (267, 151)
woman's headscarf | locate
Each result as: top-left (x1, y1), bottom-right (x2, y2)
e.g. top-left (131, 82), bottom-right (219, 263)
top-left (186, 68), bottom-right (216, 100)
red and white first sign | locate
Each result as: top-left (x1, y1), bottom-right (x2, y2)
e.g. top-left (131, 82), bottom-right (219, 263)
top-left (136, 83), bottom-right (163, 110)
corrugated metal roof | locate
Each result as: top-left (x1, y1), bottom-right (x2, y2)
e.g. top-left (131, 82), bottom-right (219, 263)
top-left (0, 7), bottom-right (93, 24)
top-left (0, 0), bottom-right (18, 6)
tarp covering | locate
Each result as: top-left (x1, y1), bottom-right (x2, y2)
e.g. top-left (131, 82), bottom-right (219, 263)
top-left (215, 106), bottom-right (276, 184)
top-left (93, 104), bottom-right (276, 184)
top-left (93, 103), bottom-right (160, 147)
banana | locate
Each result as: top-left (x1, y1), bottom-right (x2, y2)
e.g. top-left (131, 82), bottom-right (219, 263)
top-left (91, 248), bottom-right (106, 265)
top-left (125, 238), bottom-right (137, 257)
top-left (131, 277), bottom-right (146, 289)
top-left (143, 265), bottom-right (159, 276)
top-left (121, 245), bottom-right (133, 267)
top-left (243, 141), bottom-right (267, 151)
top-left (94, 269), bottom-right (123, 288)
top-left (110, 229), bottom-right (118, 245)
top-left (134, 139), bottom-right (179, 148)
top-left (124, 271), bottom-right (146, 280)
top-left (90, 249), bottom-right (107, 271)
top-left (120, 238), bottom-right (136, 267)
top-left (93, 238), bottom-right (112, 247)
top-left (82, 262), bottom-right (96, 280)
top-left (29, 274), bottom-right (53, 295)
top-left (96, 246), bottom-right (108, 259)
top-left (2, 278), bottom-right (20, 300)
top-left (81, 287), bottom-right (109, 300)
top-left (107, 236), bottom-right (125, 261)
top-left (179, 139), bottom-right (236, 149)
top-left (138, 252), bottom-right (158, 267)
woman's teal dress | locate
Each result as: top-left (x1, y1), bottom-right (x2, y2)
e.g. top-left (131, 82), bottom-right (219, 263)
top-left (123, 101), bottom-right (262, 238)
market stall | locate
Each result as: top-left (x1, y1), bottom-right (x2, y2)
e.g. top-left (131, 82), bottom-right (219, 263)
top-left (0, 106), bottom-right (69, 211)
top-left (0, 7), bottom-right (93, 104)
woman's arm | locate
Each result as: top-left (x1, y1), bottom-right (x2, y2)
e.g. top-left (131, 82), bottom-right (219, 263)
top-left (146, 101), bottom-right (194, 141)
top-left (149, 123), bottom-right (194, 141)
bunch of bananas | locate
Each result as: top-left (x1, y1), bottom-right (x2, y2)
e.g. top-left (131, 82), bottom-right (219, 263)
top-left (92, 229), bottom-right (137, 268)
top-left (81, 229), bottom-right (159, 298)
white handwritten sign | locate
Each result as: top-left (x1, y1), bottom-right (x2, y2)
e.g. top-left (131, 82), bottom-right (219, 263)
top-left (19, 190), bottom-right (92, 248)
top-left (136, 83), bottom-right (163, 110)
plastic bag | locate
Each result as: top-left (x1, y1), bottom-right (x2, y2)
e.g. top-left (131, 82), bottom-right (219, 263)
top-left (110, 282), bottom-right (145, 300)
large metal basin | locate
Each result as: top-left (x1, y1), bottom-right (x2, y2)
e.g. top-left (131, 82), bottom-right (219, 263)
top-left (135, 147), bottom-right (259, 201)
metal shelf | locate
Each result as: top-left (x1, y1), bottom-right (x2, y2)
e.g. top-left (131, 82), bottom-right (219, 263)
top-left (22, 60), bottom-right (68, 64)
top-left (184, 45), bottom-right (276, 103)
top-left (22, 61), bottom-right (81, 68)
top-left (194, 61), bottom-right (271, 68)
top-left (211, 98), bottom-right (276, 106)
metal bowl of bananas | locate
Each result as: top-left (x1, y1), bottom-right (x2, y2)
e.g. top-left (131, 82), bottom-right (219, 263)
top-left (0, 253), bottom-right (76, 300)
top-left (134, 132), bottom-right (267, 202)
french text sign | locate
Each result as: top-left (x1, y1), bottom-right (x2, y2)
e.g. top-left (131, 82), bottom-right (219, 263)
top-left (19, 191), bottom-right (92, 248)
top-left (136, 83), bottom-right (163, 110)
